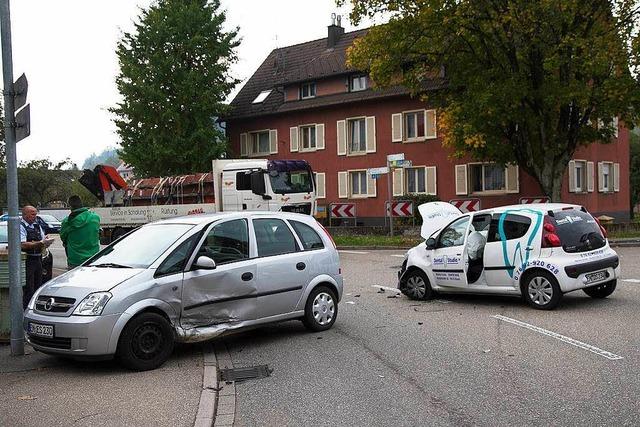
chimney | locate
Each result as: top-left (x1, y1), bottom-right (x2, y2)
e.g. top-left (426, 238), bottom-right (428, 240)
top-left (327, 13), bottom-right (344, 48)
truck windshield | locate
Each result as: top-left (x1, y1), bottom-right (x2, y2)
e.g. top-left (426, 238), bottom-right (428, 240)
top-left (88, 224), bottom-right (194, 269)
top-left (269, 170), bottom-right (313, 194)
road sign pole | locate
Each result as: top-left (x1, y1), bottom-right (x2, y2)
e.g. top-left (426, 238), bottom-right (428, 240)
top-left (387, 159), bottom-right (394, 237)
top-left (1, 0), bottom-right (25, 355)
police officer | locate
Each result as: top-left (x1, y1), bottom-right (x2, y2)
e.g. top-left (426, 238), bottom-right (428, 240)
top-left (20, 205), bottom-right (45, 308)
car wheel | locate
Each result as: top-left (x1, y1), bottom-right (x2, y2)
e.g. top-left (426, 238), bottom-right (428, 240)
top-left (522, 270), bottom-right (562, 310)
top-left (302, 286), bottom-right (338, 332)
top-left (117, 312), bottom-right (175, 371)
top-left (402, 269), bottom-right (434, 301)
top-left (583, 279), bottom-right (616, 298)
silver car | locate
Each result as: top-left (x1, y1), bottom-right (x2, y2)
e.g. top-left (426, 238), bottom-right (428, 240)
top-left (24, 212), bottom-right (343, 370)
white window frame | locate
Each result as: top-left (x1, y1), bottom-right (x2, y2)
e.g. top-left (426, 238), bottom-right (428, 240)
top-left (347, 117), bottom-right (367, 155)
top-left (469, 163), bottom-right (507, 194)
top-left (299, 124), bottom-right (317, 151)
top-left (249, 130), bottom-right (271, 156)
top-left (405, 167), bottom-right (427, 194)
top-left (403, 110), bottom-right (425, 142)
top-left (602, 162), bottom-right (612, 192)
top-left (350, 75), bottom-right (367, 92)
top-left (574, 160), bottom-right (586, 193)
top-left (300, 82), bottom-right (316, 99)
top-left (349, 170), bottom-right (368, 198)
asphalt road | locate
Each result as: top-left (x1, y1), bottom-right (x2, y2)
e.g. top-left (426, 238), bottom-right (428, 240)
top-left (223, 247), bottom-right (640, 427)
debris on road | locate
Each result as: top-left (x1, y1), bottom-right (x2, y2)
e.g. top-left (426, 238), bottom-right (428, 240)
top-left (17, 395), bottom-right (37, 401)
top-left (346, 301), bottom-right (356, 305)
top-left (354, 294), bottom-right (361, 297)
top-left (418, 322), bottom-right (423, 325)
top-left (481, 349), bottom-right (491, 354)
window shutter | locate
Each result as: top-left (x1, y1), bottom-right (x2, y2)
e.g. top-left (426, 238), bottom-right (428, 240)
top-left (425, 109), bottom-right (437, 139)
top-left (337, 120), bottom-right (347, 155)
top-left (289, 127), bottom-right (298, 152)
top-left (315, 172), bottom-right (326, 199)
top-left (391, 113), bottom-right (403, 142)
top-left (614, 163), bottom-right (620, 192)
top-left (587, 161), bottom-right (594, 192)
top-left (365, 116), bottom-right (376, 153)
top-left (392, 168), bottom-right (404, 196)
top-left (613, 117), bottom-right (619, 138)
top-left (316, 124), bottom-right (325, 150)
top-left (568, 160), bottom-right (576, 193)
top-left (338, 171), bottom-right (348, 198)
top-left (240, 133), bottom-right (248, 157)
top-left (426, 166), bottom-right (437, 195)
top-left (505, 165), bottom-right (519, 193)
top-left (367, 174), bottom-right (377, 197)
top-left (455, 165), bottom-right (468, 195)
top-left (598, 162), bottom-right (604, 192)
top-left (269, 129), bottom-right (278, 154)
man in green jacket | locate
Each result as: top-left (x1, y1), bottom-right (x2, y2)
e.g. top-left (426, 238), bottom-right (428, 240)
top-left (60, 195), bottom-right (101, 269)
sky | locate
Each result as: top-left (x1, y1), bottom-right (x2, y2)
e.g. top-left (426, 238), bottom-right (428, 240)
top-left (3, 0), bottom-right (379, 167)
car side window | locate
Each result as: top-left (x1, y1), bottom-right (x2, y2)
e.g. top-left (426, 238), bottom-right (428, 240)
top-left (197, 219), bottom-right (249, 265)
top-left (487, 214), bottom-right (532, 242)
top-left (156, 234), bottom-right (200, 277)
top-left (289, 220), bottom-right (324, 250)
top-left (253, 218), bottom-right (298, 257)
top-left (436, 216), bottom-right (470, 248)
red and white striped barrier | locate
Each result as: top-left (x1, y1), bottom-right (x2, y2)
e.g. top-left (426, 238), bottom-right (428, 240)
top-left (519, 197), bottom-right (550, 204)
top-left (330, 203), bottom-right (356, 218)
top-left (387, 201), bottom-right (414, 217)
top-left (449, 198), bottom-right (481, 213)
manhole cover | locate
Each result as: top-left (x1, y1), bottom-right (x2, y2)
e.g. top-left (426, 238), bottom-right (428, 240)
top-left (219, 365), bottom-right (272, 382)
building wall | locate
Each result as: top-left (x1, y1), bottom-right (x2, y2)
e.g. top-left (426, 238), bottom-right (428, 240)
top-left (227, 96), bottom-right (630, 221)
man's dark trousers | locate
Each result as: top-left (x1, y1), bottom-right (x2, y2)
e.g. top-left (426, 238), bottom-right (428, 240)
top-left (24, 255), bottom-right (43, 309)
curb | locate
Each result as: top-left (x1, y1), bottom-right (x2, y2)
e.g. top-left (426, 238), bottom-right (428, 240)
top-left (194, 341), bottom-right (237, 427)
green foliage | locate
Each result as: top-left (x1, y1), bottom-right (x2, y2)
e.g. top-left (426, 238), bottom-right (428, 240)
top-left (342, 0), bottom-right (640, 201)
top-left (82, 147), bottom-right (121, 170)
top-left (631, 131), bottom-right (640, 213)
top-left (111, 0), bottom-right (240, 177)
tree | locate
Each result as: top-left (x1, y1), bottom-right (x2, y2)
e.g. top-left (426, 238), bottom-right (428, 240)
top-left (111, 0), bottom-right (240, 177)
top-left (82, 147), bottom-right (121, 170)
top-left (342, 0), bottom-right (640, 201)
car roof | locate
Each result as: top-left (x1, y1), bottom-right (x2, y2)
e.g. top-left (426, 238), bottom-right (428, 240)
top-left (474, 203), bottom-right (583, 215)
top-left (150, 211), bottom-right (317, 226)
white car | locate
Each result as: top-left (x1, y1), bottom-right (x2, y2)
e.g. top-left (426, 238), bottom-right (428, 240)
top-left (398, 202), bottom-right (620, 310)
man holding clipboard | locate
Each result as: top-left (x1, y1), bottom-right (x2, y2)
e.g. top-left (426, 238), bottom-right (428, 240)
top-left (20, 205), bottom-right (54, 309)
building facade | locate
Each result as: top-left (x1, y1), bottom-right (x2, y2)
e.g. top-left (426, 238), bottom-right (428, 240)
top-left (225, 23), bottom-right (630, 223)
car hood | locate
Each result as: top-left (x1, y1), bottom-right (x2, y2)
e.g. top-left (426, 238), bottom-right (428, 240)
top-left (39, 266), bottom-right (145, 299)
top-left (418, 202), bottom-right (463, 239)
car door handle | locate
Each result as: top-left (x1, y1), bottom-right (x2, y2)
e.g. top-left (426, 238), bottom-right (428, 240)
top-left (296, 262), bottom-right (306, 271)
top-left (241, 272), bottom-right (253, 281)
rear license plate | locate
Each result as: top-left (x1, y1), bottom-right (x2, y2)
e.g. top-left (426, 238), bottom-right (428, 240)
top-left (585, 270), bottom-right (607, 284)
top-left (28, 322), bottom-right (54, 338)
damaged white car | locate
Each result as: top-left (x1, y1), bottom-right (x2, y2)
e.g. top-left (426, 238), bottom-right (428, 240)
top-left (398, 202), bottom-right (620, 310)
top-left (24, 212), bottom-right (342, 370)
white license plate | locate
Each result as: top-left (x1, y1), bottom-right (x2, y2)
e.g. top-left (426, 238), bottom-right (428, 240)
top-left (585, 270), bottom-right (607, 284)
top-left (28, 322), bottom-right (54, 338)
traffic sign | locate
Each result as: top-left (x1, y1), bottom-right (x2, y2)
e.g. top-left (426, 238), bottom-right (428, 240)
top-left (519, 196), bottom-right (550, 204)
top-left (390, 159), bottom-right (412, 168)
top-left (13, 73), bottom-right (27, 110)
top-left (15, 104), bottom-right (30, 143)
top-left (367, 167), bottom-right (389, 175)
top-left (386, 201), bottom-right (414, 217)
top-left (449, 198), bottom-right (481, 213)
top-left (387, 153), bottom-right (404, 162)
top-left (330, 203), bottom-right (356, 218)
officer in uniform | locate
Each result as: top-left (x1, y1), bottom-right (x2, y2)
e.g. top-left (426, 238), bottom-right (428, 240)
top-left (20, 205), bottom-right (45, 308)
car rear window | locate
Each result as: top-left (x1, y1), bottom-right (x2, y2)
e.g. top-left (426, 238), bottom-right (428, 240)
top-left (551, 210), bottom-right (605, 253)
top-left (487, 214), bottom-right (532, 242)
top-left (289, 220), bottom-right (324, 250)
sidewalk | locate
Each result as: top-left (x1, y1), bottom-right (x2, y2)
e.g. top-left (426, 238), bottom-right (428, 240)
top-left (0, 342), bottom-right (204, 426)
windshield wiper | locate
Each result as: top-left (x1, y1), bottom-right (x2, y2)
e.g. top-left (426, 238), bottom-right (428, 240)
top-left (90, 262), bottom-right (132, 269)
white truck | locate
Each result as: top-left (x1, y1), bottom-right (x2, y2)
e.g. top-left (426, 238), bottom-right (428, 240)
top-left (82, 159), bottom-right (317, 243)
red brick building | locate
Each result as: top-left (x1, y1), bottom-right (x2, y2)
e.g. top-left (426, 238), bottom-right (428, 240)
top-left (225, 23), bottom-right (630, 224)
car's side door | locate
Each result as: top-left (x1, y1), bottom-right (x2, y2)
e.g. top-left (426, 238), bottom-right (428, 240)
top-left (180, 218), bottom-right (257, 329)
top-left (432, 215), bottom-right (470, 288)
top-left (251, 217), bottom-right (309, 319)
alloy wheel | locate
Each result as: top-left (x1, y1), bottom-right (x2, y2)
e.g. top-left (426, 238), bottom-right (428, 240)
top-left (312, 292), bottom-right (335, 326)
top-left (528, 277), bottom-right (553, 306)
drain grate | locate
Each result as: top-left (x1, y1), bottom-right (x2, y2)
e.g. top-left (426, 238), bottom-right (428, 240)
top-left (219, 365), bottom-right (272, 383)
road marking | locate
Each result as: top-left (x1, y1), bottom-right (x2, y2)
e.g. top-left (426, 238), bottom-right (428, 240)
top-left (623, 279), bottom-right (640, 283)
top-left (391, 254), bottom-right (405, 258)
top-left (371, 285), bottom-right (401, 293)
top-left (493, 315), bottom-right (623, 361)
top-left (339, 250), bottom-right (369, 254)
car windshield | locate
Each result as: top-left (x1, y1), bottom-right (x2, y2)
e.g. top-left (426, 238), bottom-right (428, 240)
top-left (268, 169), bottom-right (313, 194)
top-left (551, 210), bottom-right (606, 253)
top-left (88, 224), bottom-right (193, 269)
top-left (0, 224), bottom-right (7, 243)
top-left (38, 214), bottom-right (59, 222)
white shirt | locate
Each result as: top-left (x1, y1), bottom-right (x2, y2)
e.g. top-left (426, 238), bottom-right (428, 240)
top-left (20, 219), bottom-right (43, 243)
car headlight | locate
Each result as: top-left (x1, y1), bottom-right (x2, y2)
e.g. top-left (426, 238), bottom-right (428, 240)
top-left (73, 292), bottom-right (112, 316)
top-left (27, 287), bottom-right (43, 311)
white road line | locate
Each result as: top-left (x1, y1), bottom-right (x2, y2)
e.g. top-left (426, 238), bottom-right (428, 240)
top-left (623, 279), bottom-right (640, 283)
top-left (493, 315), bottom-right (623, 361)
top-left (391, 254), bottom-right (405, 258)
top-left (339, 250), bottom-right (369, 254)
top-left (371, 285), bottom-right (401, 293)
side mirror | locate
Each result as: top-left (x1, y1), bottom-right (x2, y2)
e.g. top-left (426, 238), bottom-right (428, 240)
top-left (194, 256), bottom-right (216, 270)
top-left (425, 238), bottom-right (436, 250)
top-left (250, 171), bottom-right (266, 196)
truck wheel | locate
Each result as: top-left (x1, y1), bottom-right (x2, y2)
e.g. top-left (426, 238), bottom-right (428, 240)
top-left (583, 280), bottom-right (616, 298)
top-left (302, 286), bottom-right (338, 332)
top-left (402, 269), bottom-right (434, 301)
top-left (117, 312), bottom-right (175, 371)
top-left (522, 270), bottom-right (562, 310)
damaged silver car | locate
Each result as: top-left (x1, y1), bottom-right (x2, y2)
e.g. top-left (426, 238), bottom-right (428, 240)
top-left (24, 212), bottom-right (343, 370)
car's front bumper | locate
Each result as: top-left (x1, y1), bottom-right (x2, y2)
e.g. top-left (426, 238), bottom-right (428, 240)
top-left (23, 310), bottom-right (121, 357)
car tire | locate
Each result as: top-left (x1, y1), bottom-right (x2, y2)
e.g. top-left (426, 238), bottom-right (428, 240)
top-left (583, 279), bottom-right (616, 299)
top-left (402, 269), bottom-right (434, 301)
top-left (522, 270), bottom-right (562, 310)
top-left (302, 285), bottom-right (338, 332)
top-left (117, 312), bottom-right (175, 371)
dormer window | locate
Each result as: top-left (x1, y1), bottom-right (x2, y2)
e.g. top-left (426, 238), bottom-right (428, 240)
top-left (350, 75), bottom-right (367, 92)
top-left (300, 82), bottom-right (316, 99)
top-left (252, 90), bottom-right (272, 104)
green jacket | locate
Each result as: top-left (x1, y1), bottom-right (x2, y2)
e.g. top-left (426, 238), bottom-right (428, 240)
top-left (60, 208), bottom-right (101, 266)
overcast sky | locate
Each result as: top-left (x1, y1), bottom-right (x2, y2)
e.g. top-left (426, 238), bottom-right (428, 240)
top-left (4, 0), bottom-right (377, 167)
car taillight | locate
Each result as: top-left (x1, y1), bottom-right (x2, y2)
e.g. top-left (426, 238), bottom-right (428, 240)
top-left (542, 216), bottom-right (562, 248)
top-left (317, 221), bottom-right (336, 249)
top-left (594, 217), bottom-right (608, 238)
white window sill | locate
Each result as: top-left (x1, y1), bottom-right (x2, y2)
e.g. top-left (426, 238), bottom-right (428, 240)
top-left (347, 151), bottom-right (367, 157)
top-left (471, 190), bottom-right (509, 196)
top-left (248, 152), bottom-right (271, 157)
